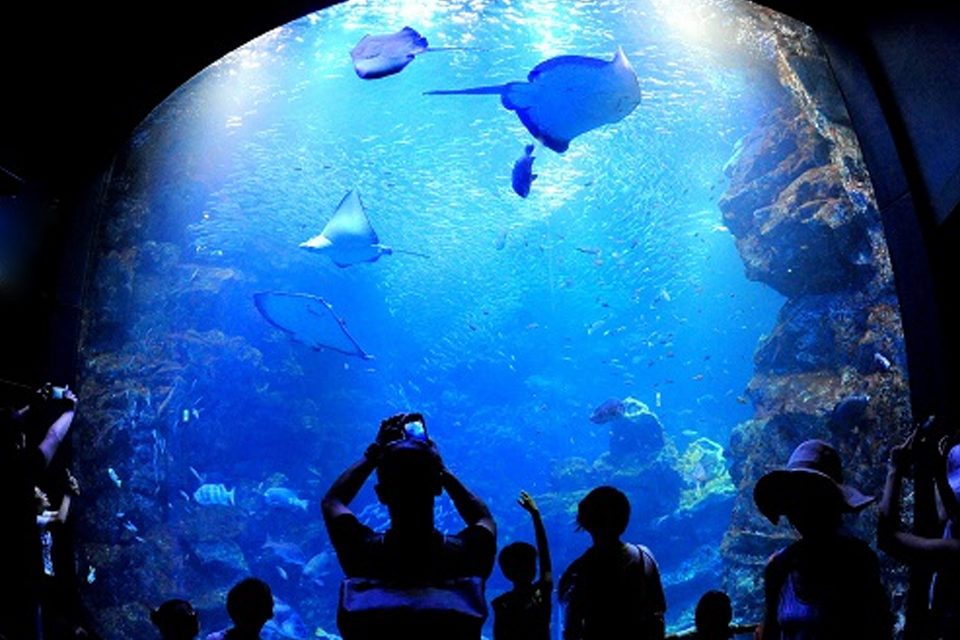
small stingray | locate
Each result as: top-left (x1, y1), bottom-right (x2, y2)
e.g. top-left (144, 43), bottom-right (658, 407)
top-left (425, 47), bottom-right (641, 153)
top-left (350, 26), bottom-right (463, 80)
top-left (254, 292), bottom-right (373, 360)
top-left (300, 189), bottom-right (428, 268)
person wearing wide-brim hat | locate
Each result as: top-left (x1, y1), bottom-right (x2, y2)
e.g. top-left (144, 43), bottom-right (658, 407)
top-left (879, 423), bottom-right (960, 639)
top-left (754, 439), bottom-right (892, 640)
top-left (754, 438), bottom-right (876, 526)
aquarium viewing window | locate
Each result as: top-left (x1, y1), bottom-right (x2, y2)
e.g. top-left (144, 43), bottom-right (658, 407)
top-left (74, 0), bottom-right (911, 636)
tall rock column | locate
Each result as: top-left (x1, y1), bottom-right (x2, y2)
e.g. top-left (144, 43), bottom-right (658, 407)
top-left (717, 48), bottom-right (913, 623)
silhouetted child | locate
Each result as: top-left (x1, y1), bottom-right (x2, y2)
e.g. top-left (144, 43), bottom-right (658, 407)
top-left (492, 490), bottom-right (552, 640)
top-left (151, 599), bottom-right (200, 639)
top-left (559, 485), bottom-right (666, 640)
top-left (666, 590), bottom-right (758, 639)
top-left (205, 577), bottom-right (274, 640)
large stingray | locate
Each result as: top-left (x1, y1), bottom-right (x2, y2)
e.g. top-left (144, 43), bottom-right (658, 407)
top-left (299, 189), bottom-right (427, 268)
top-left (425, 47), bottom-right (641, 153)
top-left (350, 26), bottom-right (462, 80)
top-left (254, 292), bottom-right (373, 360)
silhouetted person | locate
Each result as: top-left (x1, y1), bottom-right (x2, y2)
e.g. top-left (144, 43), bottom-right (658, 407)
top-left (151, 598), bottom-right (200, 639)
top-left (205, 577), bottom-right (274, 640)
top-left (322, 412), bottom-right (496, 639)
top-left (558, 485), bottom-right (666, 640)
top-left (0, 386), bottom-right (78, 640)
top-left (492, 490), bottom-right (552, 640)
top-left (753, 439), bottom-right (892, 639)
top-left (666, 590), bottom-right (758, 639)
top-left (878, 421), bottom-right (960, 638)
top-left (37, 467), bottom-right (93, 639)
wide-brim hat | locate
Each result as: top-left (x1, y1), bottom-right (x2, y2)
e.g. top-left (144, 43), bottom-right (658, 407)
top-left (753, 439), bottom-right (875, 524)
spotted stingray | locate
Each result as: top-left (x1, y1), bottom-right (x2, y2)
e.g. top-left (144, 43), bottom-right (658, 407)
top-left (299, 189), bottom-right (428, 268)
top-left (425, 47), bottom-right (642, 153)
top-left (350, 26), bottom-right (463, 80)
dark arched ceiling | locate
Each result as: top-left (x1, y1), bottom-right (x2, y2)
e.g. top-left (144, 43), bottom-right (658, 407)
top-left (0, 2), bottom-right (343, 192)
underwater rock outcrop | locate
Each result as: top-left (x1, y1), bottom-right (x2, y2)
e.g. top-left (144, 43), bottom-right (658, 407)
top-left (548, 402), bottom-right (737, 629)
top-left (551, 400), bottom-right (682, 524)
top-left (717, 33), bottom-right (913, 625)
top-left (608, 396), bottom-right (668, 463)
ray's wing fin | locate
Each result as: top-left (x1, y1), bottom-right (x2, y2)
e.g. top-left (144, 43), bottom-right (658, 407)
top-left (319, 190), bottom-right (379, 246)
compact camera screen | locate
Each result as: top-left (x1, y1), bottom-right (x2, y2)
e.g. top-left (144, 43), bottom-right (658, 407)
top-left (403, 419), bottom-right (428, 441)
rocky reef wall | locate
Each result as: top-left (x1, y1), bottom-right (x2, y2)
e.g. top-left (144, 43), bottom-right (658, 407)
top-left (717, 27), bottom-right (913, 626)
top-left (72, 170), bottom-right (357, 636)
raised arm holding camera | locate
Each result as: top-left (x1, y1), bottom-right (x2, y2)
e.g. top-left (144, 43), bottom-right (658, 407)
top-left (322, 412), bottom-right (496, 640)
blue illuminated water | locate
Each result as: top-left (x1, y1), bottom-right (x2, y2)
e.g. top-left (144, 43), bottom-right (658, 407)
top-left (82, 0), bottom-right (805, 635)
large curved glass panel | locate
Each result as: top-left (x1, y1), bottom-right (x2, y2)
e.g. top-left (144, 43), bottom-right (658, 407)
top-left (74, 0), bottom-right (911, 637)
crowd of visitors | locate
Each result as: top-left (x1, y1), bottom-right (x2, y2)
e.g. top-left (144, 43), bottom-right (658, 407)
top-left (4, 390), bottom-right (953, 640)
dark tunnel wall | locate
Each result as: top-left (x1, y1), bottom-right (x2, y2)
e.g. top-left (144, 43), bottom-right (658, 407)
top-left (0, 1), bottom-right (343, 402)
top-left (819, 7), bottom-right (960, 422)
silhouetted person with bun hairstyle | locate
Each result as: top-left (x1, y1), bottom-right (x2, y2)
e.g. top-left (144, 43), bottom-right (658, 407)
top-left (558, 485), bottom-right (666, 640)
top-left (754, 439), bottom-right (891, 640)
top-left (151, 598), bottom-right (200, 639)
top-left (492, 490), bottom-right (552, 640)
top-left (205, 577), bottom-right (274, 640)
top-left (322, 412), bottom-right (496, 639)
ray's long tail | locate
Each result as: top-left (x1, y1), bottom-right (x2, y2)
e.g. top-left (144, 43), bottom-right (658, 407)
top-left (391, 248), bottom-right (431, 259)
top-left (423, 84), bottom-right (507, 96)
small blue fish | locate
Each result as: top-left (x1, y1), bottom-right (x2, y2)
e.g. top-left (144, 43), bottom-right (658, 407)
top-left (193, 483), bottom-right (236, 506)
top-left (107, 468), bottom-right (122, 488)
top-left (264, 487), bottom-right (309, 512)
top-left (873, 352), bottom-right (892, 372)
top-left (263, 536), bottom-right (307, 566)
top-left (303, 551), bottom-right (333, 588)
top-left (830, 393), bottom-right (870, 429)
top-left (511, 144), bottom-right (537, 198)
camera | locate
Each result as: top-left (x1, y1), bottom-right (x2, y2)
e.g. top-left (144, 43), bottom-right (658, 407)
top-left (378, 412), bottom-right (430, 445)
top-left (402, 419), bottom-right (428, 442)
top-left (40, 383), bottom-right (69, 401)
